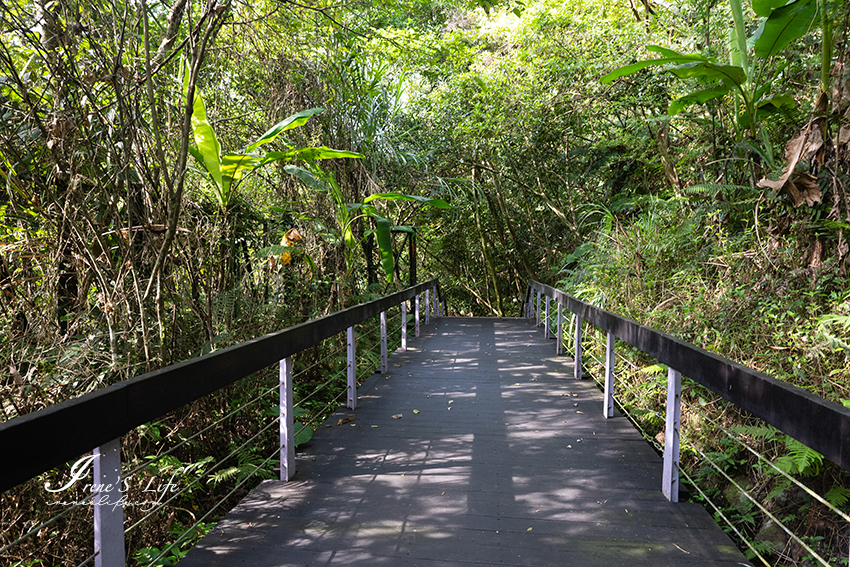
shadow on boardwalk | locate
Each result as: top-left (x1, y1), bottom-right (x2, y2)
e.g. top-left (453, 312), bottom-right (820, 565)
top-left (178, 318), bottom-right (751, 567)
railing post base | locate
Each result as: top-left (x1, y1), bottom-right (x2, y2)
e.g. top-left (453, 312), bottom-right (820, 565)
top-left (280, 357), bottom-right (294, 481)
top-left (401, 302), bottom-right (407, 351)
top-left (94, 438), bottom-right (126, 567)
top-left (574, 316), bottom-right (583, 380)
top-left (380, 311), bottom-right (388, 373)
top-left (662, 367), bottom-right (682, 502)
top-left (604, 332), bottom-right (615, 418)
top-left (347, 326), bottom-right (357, 409)
top-left (536, 291), bottom-right (542, 327)
top-left (556, 302), bottom-right (563, 355)
top-left (415, 295), bottom-right (420, 338)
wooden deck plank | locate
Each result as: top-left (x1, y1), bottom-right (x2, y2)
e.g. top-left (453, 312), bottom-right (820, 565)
top-left (178, 317), bottom-right (752, 567)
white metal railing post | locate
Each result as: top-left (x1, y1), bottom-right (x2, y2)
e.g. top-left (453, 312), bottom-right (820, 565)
top-left (662, 367), bottom-right (682, 502)
top-left (536, 291), bottom-right (542, 326)
top-left (425, 289), bottom-right (430, 327)
top-left (94, 438), bottom-right (125, 567)
top-left (415, 294), bottom-right (420, 338)
top-left (544, 296), bottom-right (550, 339)
top-left (433, 289), bottom-right (438, 319)
top-left (556, 302), bottom-right (563, 355)
top-left (280, 356), bottom-right (294, 480)
top-left (347, 326), bottom-right (357, 409)
top-left (380, 311), bottom-right (388, 374)
top-left (401, 301), bottom-right (408, 351)
top-left (604, 332), bottom-right (615, 418)
top-left (574, 316), bottom-right (583, 380)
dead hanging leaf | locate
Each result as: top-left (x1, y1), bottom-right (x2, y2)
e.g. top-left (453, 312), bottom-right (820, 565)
top-left (839, 108), bottom-right (850, 148)
top-left (757, 129), bottom-right (822, 207)
top-left (9, 365), bottom-right (23, 385)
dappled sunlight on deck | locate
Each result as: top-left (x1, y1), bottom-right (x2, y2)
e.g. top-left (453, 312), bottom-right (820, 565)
top-left (178, 318), bottom-right (751, 567)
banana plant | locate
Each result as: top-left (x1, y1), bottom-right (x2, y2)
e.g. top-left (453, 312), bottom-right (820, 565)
top-left (601, 0), bottom-right (819, 140)
top-left (186, 78), bottom-right (362, 212)
top-left (284, 165), bottom-right (451, 282)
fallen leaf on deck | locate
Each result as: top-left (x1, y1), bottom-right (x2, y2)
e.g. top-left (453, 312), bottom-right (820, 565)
top-left (392, 413), bottom-right (403, 419)
top-left (526, 527), bottom-right (533, 532)
top-left (338, 417), bottom-right (355, 426)
top-left (576, 411), bottom-right (584, 414)
top-left (371, 425), bottom-right (379, 428)
top-left (448, 399), bottom-right (454, 404)
top-left (412, 409), bottom-right (420, 414)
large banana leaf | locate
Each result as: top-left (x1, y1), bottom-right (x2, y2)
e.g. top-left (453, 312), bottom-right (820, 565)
top-left (600, 46), bottom-right (707, 84)
top-left (189, 88), bottom-right (222, 191)
top-left (752, 0), bottom-right (793, 17)
top-left (363, 192), bottom-right (453, 208)
top-left (282, 165), bottom-right (330, 192)
top-left (754, 0), bottom-right (817, 58)
top-left (669, 62), bottom-right (747, 87)
top-left (668, 86), bottom-right (732, 115)
top-left (245, 108), bottom-right (325, 153)
top-left (262, 147), bottom-right (363, 163)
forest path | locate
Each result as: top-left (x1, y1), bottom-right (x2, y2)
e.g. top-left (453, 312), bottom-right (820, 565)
top-left (178, 317), bottom-right (750, 566)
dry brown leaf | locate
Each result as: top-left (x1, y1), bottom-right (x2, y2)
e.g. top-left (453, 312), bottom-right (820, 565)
top-left (757, 134), bottom-right (806, 193)
top-left (337, 416), bottom-right (355, 426)
top-left (838, 125), bottom-right (850, 147)
top-left (392, 413), bottom-right (403, 419)
top-left (757, 128), bottom-right (824, 208)
top-left (793, 172), bottom-right (822, 206)
top-left (801, 126), bottom-right (823, 163)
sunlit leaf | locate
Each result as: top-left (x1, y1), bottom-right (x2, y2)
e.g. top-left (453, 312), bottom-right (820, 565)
top-left (246, 108), bottom-right (325, 153)
top-left (283, 165), bottom-right (330, 192)
top-left (753, 0), bottom-right (817, 59)
top-left (752, 0), bottom-right (790, 17)
top-left (601, 47), bottom-right (707, 84)
top-left (363, 192), bottom-right (453, 208)
top-left (188, 90), bottom-right (223, 191)
top-left (645, 45), bottom-right (708, 61)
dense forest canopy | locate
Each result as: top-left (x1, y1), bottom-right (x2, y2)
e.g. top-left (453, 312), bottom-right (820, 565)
top-left (1, 0), bottom-right (850, 563)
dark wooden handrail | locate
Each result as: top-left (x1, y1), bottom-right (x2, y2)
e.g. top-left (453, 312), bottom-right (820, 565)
top-left (529, 280), bottom-right (850, 472)
top-left (0, 280), bottom-right (439, 493)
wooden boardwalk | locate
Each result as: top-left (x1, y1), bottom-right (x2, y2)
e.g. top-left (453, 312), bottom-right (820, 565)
top-left (178, 317), bottom-right (751, 567)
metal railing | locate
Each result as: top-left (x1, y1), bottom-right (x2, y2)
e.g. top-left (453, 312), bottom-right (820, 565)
top-left (0, 280), bottom-right (444, 567)
top-left (526, 280), bottom-right (850, 565)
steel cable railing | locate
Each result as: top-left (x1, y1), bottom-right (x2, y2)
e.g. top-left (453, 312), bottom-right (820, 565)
top-left (555, 292), bottom-right (850, 567)
top-left (0, 280), bottom-right (443, 567)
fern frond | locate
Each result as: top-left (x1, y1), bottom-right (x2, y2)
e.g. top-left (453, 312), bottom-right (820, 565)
top-left (733, 424), bottom-right (779, 441)
top-left (683, 184), bottom-right (752, 197)
top-left (825, 486), bottom-right (850, 508)
top-left (783, 436), bottom-right (822, 476)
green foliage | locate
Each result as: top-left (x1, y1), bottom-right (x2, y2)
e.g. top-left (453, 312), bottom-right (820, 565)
top-left (188, 99), bottom-right (362, 212)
